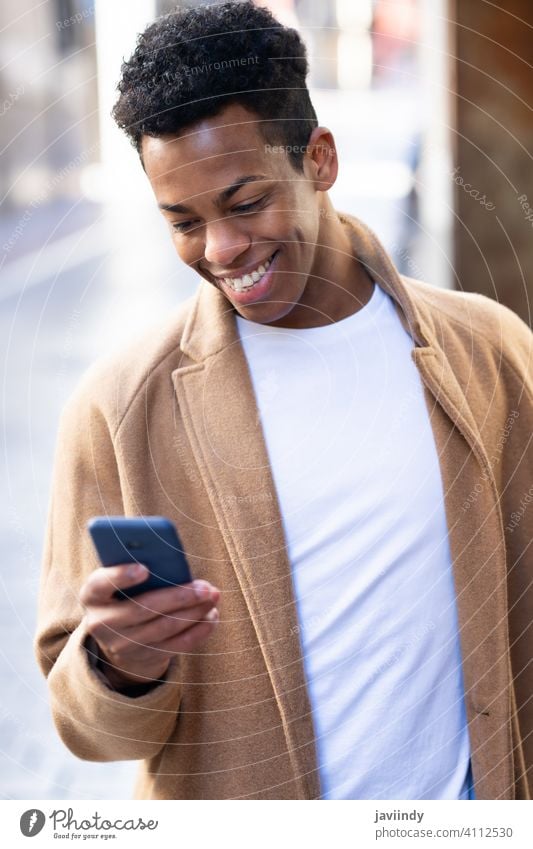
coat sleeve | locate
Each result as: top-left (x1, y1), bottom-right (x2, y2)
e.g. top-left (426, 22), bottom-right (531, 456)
top-left (33, 373), bottom-right (183, 762)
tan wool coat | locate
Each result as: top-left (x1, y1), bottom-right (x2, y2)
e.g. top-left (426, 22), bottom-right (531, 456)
top-left (35, 212), bottom-right (533, 800)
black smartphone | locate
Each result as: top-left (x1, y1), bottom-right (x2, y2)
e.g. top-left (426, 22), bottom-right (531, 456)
top-left (87, 515), bottom-right (193, 599)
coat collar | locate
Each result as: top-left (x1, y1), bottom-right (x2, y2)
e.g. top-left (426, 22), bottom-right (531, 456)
top-left (179, 210), bottom-right (430, 364)
top-left (171, 211), bottom-right (513, 800)
top-left (176, 208), bottom-right (490, 480)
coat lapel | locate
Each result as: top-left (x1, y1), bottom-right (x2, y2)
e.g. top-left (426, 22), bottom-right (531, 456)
top-left (171, 211), bottom-right (513, 800)
top-left (411, 348), bottom-right (513, 799)
top-left (172, 281), bottom-right (320, 799)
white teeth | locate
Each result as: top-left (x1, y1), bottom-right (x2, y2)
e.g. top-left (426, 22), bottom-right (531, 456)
top-left (222, 252), bottom-right (276, 291)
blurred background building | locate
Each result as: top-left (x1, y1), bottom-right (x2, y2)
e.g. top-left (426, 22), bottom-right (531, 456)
top-left (1, 0), bottom-right (531, 799)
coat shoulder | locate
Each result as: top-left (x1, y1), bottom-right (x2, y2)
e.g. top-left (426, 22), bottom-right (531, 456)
top-left (403, 275), bottom-right (533, 384)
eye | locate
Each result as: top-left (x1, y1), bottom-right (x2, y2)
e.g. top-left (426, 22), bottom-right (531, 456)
top-left (171, 220), bottom-right (199, 233)
top-left (231, 197), bottom-right (265, 214)
top-left (170, 196), bottom-right (265, 233)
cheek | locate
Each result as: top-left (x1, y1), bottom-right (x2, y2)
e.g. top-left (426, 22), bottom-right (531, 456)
top-left (171, 234), bottom-right (203, 266)
top-left (270, 195), bottom-right (317, 250)
top-left (260, 207), bottom-right (307, 247)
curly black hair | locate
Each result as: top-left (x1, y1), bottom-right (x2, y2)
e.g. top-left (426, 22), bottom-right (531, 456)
top-left (112, 0), bottom-right (318, 171)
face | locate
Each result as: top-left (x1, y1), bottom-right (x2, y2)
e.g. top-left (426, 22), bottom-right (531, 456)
top-left (141, 102), bottom-right (340, 326)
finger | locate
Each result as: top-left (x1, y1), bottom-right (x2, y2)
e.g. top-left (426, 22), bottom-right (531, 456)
top-left (114, 599), bottom-right (218, 649)
top-left (96, 580), bottom-right (219, 626)
top-left (91, 606), bottom-right (219, 667)
top-left (80, 562), bottom-right (149, 606)
top-left (92, 609), bottom-right (219, 671)
top-left (84, 580), bottom-right (220, 633)
top-left (152, 607), bottom-right (220, 655)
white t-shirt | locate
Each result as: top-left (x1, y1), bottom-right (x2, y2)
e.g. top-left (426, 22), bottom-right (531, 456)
top-left (235, 282), bottom-right (475, 800)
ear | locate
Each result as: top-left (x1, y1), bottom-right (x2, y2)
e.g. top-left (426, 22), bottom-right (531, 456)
top-left (303, 127), bottom-right (339, 192)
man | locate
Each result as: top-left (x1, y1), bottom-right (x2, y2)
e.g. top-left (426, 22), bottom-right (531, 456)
top-left (35, 1), bottom-right (532, 800)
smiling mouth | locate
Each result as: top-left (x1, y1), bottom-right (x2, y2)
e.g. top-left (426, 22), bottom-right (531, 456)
top-left (209, 250), bottom-right (279, 293)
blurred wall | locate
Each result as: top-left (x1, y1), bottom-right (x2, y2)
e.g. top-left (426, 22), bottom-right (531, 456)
top-left (451, 0), bottom-right (532, 324)
top-left (0, 0), bottom-right (98, 213)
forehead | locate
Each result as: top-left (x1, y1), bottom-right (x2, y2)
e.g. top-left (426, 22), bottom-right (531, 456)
top-left (141, 104), bottom-right (289, 199)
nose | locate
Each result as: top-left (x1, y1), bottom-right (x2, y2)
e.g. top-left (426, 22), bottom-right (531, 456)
top-left (203, 219), bottom-right (251, 268)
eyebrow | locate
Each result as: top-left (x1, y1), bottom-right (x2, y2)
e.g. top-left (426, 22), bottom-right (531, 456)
top-left (158, 174), bottom-right (268, 214)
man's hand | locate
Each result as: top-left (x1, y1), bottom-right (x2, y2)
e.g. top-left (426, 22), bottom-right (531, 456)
top-left (80, 562), bottom-right (220, 688)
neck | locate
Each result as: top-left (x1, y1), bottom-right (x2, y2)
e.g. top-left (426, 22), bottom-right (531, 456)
top-left (269, 205), bottom-right (375, 329)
